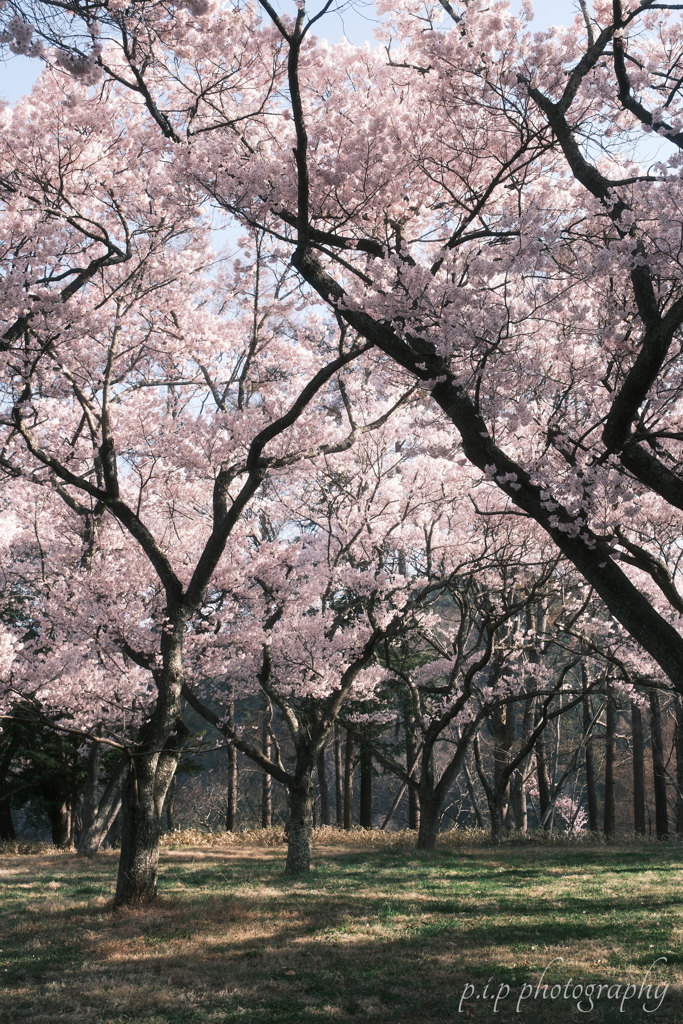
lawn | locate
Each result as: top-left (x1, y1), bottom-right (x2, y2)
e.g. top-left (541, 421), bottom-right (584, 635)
top-left (0, 836), bottom-right (681, 1023)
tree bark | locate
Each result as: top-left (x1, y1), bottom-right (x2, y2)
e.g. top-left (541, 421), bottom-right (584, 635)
top-left (261, 716), bottom-right (273, 829)
top-left (343, 728), bottom-right (354, 830)
top-left (334, 724), bottom-right (343, 827)
top-left (113, 716), bottom-right (187, 907)
top-left (79, 733), bottom-right (102, 843)
top-left (604, 691), bottom-right (616, 840)
top-left (535, 729), bottom-right (552, 829)
top-left (632, 701), bottom-right (647, 837)
top-left (76, 755), bottom-right (125, 856)
top-left (416, 788), bottom-right (440, 850)
top-left (226, 700), bottom-right (238, 832)
top-left (317, 747), bottom-right (329, 826)
top-left (582, 682), bottom-right (599, 832)
top-left (359, 734), bottom-right (372, 829)
top-left (676, 697), bottom-right (683, 835)
top-left (404, 709), bottom-right (420, 830)
top-left (166, 775), bottom-right (176, 833)
top-left (650, 690), bottom-right (670, 840)
top-left (284, 778), bottom-right (313, 874)
top-left (0, 756), bottom-right (16, 841)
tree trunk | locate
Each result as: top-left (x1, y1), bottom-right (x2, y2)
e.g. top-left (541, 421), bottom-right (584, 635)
top-left (604, 691), bottom-right (616, 840)
top-left (582, 681), bottom-right (599, 832)
top-left (115, 759), bottom-right (163, 905)
top-left (359, 735), bottom-right (372, 829)
top-left (261, 709), bottom-right (272, 828)
top-left (404, 709), bottom-right (420, 830)
top-left (47, 800), bottom-right (73, 849)
top-left (676, 697), bottom-right (683, 835)
top-left (0, 767), bottom-right (16, 842)
top-left (79, 733), bottom-right (102, 843)
top-left (416, 789), bottom-right (440, 850)
top-left (511, 771), bottom-right (527, 832)
top-left (76, 758), bottom-right (124, 856)
top-left (535, 729), bottom-right (552, 829)
top-left (226, 741), bottom-right (238, 832)
top-left (166, 775), bottom-right (176, 833)
top-left (650, 690), bottom-right (670, 840)
top-left (334, 724), bottom-right (343, 826)
top-left (343, 728), bottom-right (354, 830)
top-left (463, 759), bottom-right (484, 829)
top-left (317, 748), bottom-right (329, 826)
top-left (113, 717), bottom-right (187, 907)
top-left (284, 778), bottom-right (313, 874)
top-left (632, 701), bottom-right (647, 836)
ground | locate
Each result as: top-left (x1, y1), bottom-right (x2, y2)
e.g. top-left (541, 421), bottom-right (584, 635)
top-left (0, 834), bottom-right (681, 1023)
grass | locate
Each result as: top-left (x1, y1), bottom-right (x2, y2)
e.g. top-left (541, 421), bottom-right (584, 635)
top-left (0, 835), bottom-right (681, 1023)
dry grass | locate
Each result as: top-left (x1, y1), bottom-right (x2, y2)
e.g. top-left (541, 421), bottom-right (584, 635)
top-left (0, 837), bottom-right (681, 1023)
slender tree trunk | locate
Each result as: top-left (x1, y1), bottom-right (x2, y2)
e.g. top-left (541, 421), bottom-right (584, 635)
top-left (0, 765), bottom-right (16, 842)
top-left (76, 756), bottom-right (125, 856)
top-left (535, 729), bottom-right (552, 829)
top-left (650, 690), bottom-right (670, 840)
top-left (463, 759), bottom-right (484, 829)
top-left (632, 701), bottom-right (647, 837)
top-left (224, 696), bottom-right (238, 831)
top-left (261, 709), bottom-right (272, 829)
top-left (317, 748), bottom-right (329, 826)
top-left (334, 724), bottom-right (343, 827)
top-left (676, 697), bottom-right (683, 835)
top-left (582, 679), bottom-right (599, 832)
top-left (166, 775), bottom-right (176, 833)
top-left (404, 709), bottom-right (420, 830)
top-left (604, 691), bottom-right (616, 840)
top-left (359, 735), bottom-right (372, 829)
top-left (79, 733), bottom-right (102, 843)
top-left (343, 728), bottom-right (354, 830)
top-left (284, 778), bottom-right (313, 874)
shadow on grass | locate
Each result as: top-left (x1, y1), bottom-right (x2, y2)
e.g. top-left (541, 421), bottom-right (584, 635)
top-left (0, 846), bottom-right (681, 1024)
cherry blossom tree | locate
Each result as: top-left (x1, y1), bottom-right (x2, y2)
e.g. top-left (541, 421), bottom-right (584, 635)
top-left (0, 69), bottom-right (413, 900)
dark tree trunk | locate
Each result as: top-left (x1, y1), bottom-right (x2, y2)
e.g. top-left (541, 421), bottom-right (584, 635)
top-left (343, 728), bottom-right (354, 830)
top-left (116, 759), bottom-right (163, 905)
top-left (113, 717), bottom-right (187, 907)
top-left (317, 748), bottom-right (329, 826)
top-left (582, 680), bottom-right (599, 832)
top-left (261, 707), bottom-right (272, 828)
top-left (359, 735), bottom-right (372, 829)
top-left (463, 759), bottom-right (484, 829)
top-left (284, 778), bottom-right (313, 874)
top-left (166, 775), bottom-right (176, 833)
top-left (404, 709), bottom-right (420, 830)
top-left (46, 799), bottom-right (73, 849)
top-left (676, 697), bottom-right (683, 835)
top-left (416, 789), bottom-right (440, 850)
top-left (604, 691), bottom-right (616, 839)
top-left (334, 724), bottom-right (343, 827)
top-left (650, 690), bottom-right (670, 840)
top-left (0, 764), bottom-right (16, 841)
top-left (225, 697), bottom-right (238, 832)
top-left (632, 701), bottom-right (647, 836)
top-left (79, 733), bottom-right (102, 843)
top-left (535, 721), bottom-right (552, 829)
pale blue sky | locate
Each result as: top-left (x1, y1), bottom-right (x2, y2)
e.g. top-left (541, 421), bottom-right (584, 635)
top-left (0, 0), bottom-right (576, 105)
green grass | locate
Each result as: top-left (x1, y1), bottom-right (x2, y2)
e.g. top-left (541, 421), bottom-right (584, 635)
top-left (0, 841), bottom-right (681, 1022)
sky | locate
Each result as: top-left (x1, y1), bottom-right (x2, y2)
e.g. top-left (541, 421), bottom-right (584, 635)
top-left (0, 0), bottom-right (577, 105)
